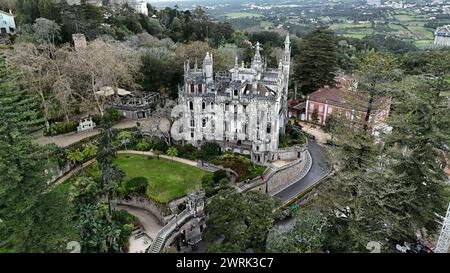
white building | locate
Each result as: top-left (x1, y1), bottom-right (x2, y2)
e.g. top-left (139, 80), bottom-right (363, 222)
top-left (172, 36), bottom-right (303, 164)
top-left (0, 10), bottom-right (16, 34)
top-left (434, 25), bottom-right (450, 47)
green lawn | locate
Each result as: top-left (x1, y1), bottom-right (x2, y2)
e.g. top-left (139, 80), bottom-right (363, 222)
top-left (104, 154), bottom-right (208, 203)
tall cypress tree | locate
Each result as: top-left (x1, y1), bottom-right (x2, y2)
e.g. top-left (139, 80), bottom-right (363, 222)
top-left (292, 27), bottom-right (338, 95)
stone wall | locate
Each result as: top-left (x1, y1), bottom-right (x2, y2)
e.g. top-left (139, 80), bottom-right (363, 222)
top-left (244, 149), bottom-right (311, 196)
top-left (109, 196), bottom-right (167, 225)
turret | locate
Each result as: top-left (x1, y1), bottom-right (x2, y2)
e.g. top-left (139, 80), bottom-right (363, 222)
top-left (203, 52), bottom-right (214, 85)
top-left (284, 34), bottom-right (291, 64)
top-left (251, 41), bottom-right (263, 75)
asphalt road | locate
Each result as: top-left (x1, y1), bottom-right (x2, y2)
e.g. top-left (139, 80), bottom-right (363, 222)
top-left (274, 140), bottom-right (329, 203)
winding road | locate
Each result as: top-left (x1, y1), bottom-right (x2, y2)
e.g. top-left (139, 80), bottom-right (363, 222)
top-left (274, 141), bottom-right (329, 204)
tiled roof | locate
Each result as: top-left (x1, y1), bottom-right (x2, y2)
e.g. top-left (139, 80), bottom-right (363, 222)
top-left (308, 87), bottom-right (389, 112)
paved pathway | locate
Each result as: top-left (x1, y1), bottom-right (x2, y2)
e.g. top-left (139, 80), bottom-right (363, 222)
top-left (33, 119), bottom-right (138, 147)
top-left (117, 205), bottom-right (163, 240)
top-left (299, 122), bottom-right (330, 145)
top-left (274, 141), bottom-right (329, 204)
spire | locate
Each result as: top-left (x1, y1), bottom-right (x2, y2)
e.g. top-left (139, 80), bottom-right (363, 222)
top-left (284, 34), bottom-right (291, 63)
top-left (235, 56), bottom-right (238, 68)
top-left (204, 52), bottom-right (211, 64)
top-left (284, 34), bottom-right (290, 54)
top-left (194, 59), bottom-right (198, 69)
top-left (254, 41), bottom-right (262, 62)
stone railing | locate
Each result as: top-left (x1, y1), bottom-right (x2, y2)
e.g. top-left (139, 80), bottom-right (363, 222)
top-left (147, 208), bottom-right (194, 253)
top-left (237, 145), bottom-right (312, 195)
top-left (196, 161), bottom-right (239, 184)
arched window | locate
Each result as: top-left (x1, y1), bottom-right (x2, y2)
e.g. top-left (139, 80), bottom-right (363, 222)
top-left (202, 118), bottom-right (207, 128)
top-left (189, 101), bottom-right (193, 110)
top-left (190, 84), bottom-right (195, 93)
top-left (198, 84), bottom-right (203, 93)
top-left (202, 102), bottom-right (206, 110)
top-left (210, 102), bottom-right (214, 110)
top-left (234, 89), bottom-right (238, 96)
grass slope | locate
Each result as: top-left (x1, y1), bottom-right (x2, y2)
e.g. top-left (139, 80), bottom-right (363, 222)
top-left (112, 154), bottom-right (208, 203)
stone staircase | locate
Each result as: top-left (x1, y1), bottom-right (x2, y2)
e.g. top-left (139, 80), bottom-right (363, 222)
top-left (146, 208), bottom-right (194, 253)
top-left (148, 236), bottom-right (164, 253)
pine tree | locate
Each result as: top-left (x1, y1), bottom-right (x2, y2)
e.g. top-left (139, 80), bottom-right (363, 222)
top-left (292, 27), bottom-right (338, 95)
top-left (0, 53), bottom-right (50, 251)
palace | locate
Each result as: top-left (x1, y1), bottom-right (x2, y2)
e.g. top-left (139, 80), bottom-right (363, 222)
top-left (172, 36), bottom-right (299, 164)
top-left (434, 25), bottom-right (450, 47)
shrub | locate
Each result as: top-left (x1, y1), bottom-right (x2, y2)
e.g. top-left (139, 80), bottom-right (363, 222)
top-left (112, 210), bottom-right (139, 227)
top-left (177, 202), bottom-right (187, 212)
top-left (212, 170), bottom-right (227, 183)
top-left (106, 107), bottom-right (121, 123)
top-left (200, 142), bottom-right (222, 160)
top-left (49, 120), bottom-right (78, 135)
top-left (82, 144), bottom-right (98, 160)
top-left (124, 177), bottom-right (148, 196)
top-left (175, 144), bottom-right (199, 160)
top-left (153, 139), bottom-right (168, 153)
top-left (201, 173), bottom-right (215, 188)
top-left (136, 140), bottom-right (150, 151)
top-left (209, 155), bottom-right (251, 182)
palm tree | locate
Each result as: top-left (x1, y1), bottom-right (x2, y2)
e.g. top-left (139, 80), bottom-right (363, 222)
top-left (67, 149), bottom-right (85, 166)
top-left (167, 146), bottom-right (178, 160)
top-left (118, 131), bottom-right (132, 150)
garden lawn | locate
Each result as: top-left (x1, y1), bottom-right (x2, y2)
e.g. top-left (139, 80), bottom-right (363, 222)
top-left (113, 154), bottom-right (208, 204)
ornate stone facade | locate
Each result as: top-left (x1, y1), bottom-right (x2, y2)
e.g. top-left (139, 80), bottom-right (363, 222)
top-left (172, 36), bottom-right (292, 164)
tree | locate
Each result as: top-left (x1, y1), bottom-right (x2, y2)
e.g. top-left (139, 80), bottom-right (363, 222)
top-left (65, 39), bottom-right (141, 117)
top-left (82, 144), bottom-right (98, 159)
top-left (167, 146), bottom-right (178, 160)
top-left (384, 74), bottom-right (449, 236)
top-left (311, 109), bottom-right (319, 125)
top-left (69, 176), bottom-right (100, 208)
top-left (292, 27), bottom-right (338, 95)
top-left (205, 190), bottom-right (278, 253)
top-left (200, 142), bottom-right (222, 161)
top-left (96, 118), bottom-right (124, 214)
top-left (305, 55), bottom-right (449, 252)
top-left (136, 139), bottom-right (150, 151)
top-left (118, 131), bottom-right (132, 150)
top-left (77, 203), bottom-right (121, 253)
top-left (355, 51), bottom-right (399, 134)
top-left (31, 17), bottom-right (61, 45)
top-left (7, 42), bottom-right (70, 130)
top-left (0, 53), bottom-right (51, 252)
top-left (267, 208), bottom-right (328, 253)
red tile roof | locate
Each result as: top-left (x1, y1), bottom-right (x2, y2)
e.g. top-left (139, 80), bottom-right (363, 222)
top-left (308, 87), bottom-right (389, 112)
